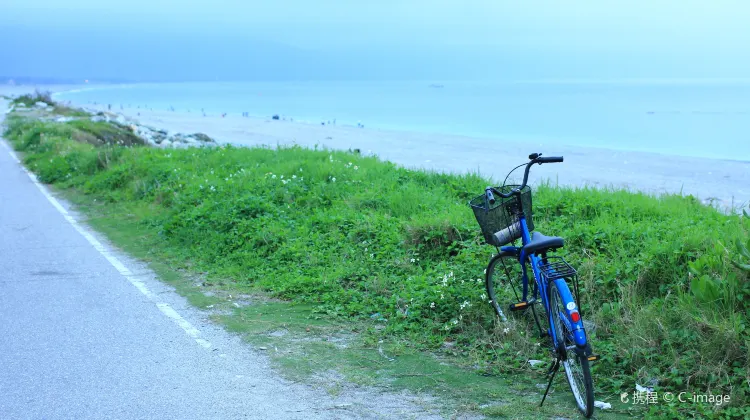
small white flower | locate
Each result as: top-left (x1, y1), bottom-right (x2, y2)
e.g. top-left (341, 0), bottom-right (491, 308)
top-left (503, 328), bottom-right (510, 334)
top-left (210, 185), bottom-right (215, 192)
top-left (280, 175), bottom-right (284, 179)
top-left (452, 319), bottom-right (458, 325)
top-left (272, 174), bottom-right (277, 179)
top-left (332, 177), bottom-right (336, 182)
top-left (410, 258), bottom-right (416, 263)
top-left (440, 293), bottom-right (445, 300)
top-left (299, 168), bottom-right (303, 172)
top-left (370, 253), bottom-right (374, 258)
top-left (199, 185), bottom-right (204, 190)
top-left (354, 166), bottom-right (358, 170)
top-left (210, 170), bottom-right (214, 174)
top-left (225, 178), bottom-right (229, 181)
top-left (292, 175), bottom-right (297, 179)
top-left (430, 302), bottom-right (435, 308)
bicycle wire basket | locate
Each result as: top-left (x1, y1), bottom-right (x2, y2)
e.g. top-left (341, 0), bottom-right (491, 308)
top-left (538, 256), bottom-right (584, 317)
top-left (469, 185), bottom-right (534, 246)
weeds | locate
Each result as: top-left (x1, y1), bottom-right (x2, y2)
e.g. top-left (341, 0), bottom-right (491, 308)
top-left (11, 90), bottom-right (54, 107)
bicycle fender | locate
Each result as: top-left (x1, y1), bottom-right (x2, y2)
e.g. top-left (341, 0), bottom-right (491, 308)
top-left (552, 279), bottom-right (587, 347)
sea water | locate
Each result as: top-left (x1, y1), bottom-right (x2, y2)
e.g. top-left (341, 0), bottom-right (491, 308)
top-left (56, 80), bottom-right (750, 161)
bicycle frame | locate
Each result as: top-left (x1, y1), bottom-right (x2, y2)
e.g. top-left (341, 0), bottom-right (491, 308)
top-left (496, 195), bottom-right (588, 351)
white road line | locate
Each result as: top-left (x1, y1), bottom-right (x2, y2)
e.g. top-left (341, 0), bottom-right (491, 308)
top-left (1, 140), bottom-right (212, 350)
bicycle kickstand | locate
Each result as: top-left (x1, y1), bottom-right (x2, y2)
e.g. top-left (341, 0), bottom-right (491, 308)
top-left (539, 357), bottom-right (561, 407)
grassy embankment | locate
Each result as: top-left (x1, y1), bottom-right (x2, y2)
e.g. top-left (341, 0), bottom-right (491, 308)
top-left (3, 94), bottom-right (749, 419)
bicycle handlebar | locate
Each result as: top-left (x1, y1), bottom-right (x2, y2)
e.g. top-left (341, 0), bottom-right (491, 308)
top-left (484, 153), bottom-right (564, 202)
top-left (538, 156), bottom-right (564, 164)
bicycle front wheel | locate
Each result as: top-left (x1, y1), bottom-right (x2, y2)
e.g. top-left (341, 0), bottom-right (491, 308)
top-left (485, 251), bottom-right (524, 321)
top-left (549, 280), bottom-right (594, 418)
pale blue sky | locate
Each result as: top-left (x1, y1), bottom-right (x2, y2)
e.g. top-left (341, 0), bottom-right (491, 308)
top-left (2, 1), bottom-right (749, 81)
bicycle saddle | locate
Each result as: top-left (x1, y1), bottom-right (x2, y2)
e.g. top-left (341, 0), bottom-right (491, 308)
top-left (524, 232), bottom-right (564, 254)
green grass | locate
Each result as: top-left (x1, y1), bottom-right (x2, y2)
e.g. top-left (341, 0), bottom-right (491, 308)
top-left (11, 90), bottom-right (55, 107)
top-left (8, 90), bottom-right (89, 117)
top-left (3, 110), bottom-right (749, 419)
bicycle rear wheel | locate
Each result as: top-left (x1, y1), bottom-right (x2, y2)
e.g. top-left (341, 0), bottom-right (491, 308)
top-left (548, 280), bottom-right (594, 418)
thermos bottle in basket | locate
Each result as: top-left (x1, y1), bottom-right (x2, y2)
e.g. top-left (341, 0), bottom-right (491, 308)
top-left (493, 221), bottom-right (521, 246)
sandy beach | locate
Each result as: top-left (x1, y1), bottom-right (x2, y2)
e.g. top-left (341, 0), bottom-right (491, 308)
top-left (4, 85), bottom-right (749, 210)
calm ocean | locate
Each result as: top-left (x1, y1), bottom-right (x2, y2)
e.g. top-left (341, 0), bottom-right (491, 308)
top-left (56, 80), bottom-right (750, 161)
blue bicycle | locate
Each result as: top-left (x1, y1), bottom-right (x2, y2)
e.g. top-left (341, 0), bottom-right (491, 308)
top-left (470, 153), bottom-right (597, 418)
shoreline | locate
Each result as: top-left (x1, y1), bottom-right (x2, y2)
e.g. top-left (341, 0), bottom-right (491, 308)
top-left (4, 85), bottom-right (749, 210)
top-left (81, 102), bottom-right (750, 211)
top-left (8, 82), bottom-right (750, 163)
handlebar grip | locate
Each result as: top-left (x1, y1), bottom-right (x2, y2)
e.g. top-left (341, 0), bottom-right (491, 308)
top-left (538, 156), bottom-right (563, 163)
top-left (485, 187), bottom-right (496, 205)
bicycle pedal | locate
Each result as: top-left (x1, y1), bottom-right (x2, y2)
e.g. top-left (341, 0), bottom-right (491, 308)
top-left (509, 301), bottom-right (530, 312)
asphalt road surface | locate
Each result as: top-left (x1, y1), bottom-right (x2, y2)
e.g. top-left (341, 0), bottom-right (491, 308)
top-left (0, 102), bottom-right (439, 420)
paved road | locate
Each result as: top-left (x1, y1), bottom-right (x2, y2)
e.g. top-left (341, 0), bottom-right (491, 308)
top-left (0, 103), bottom-right (436, 419)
